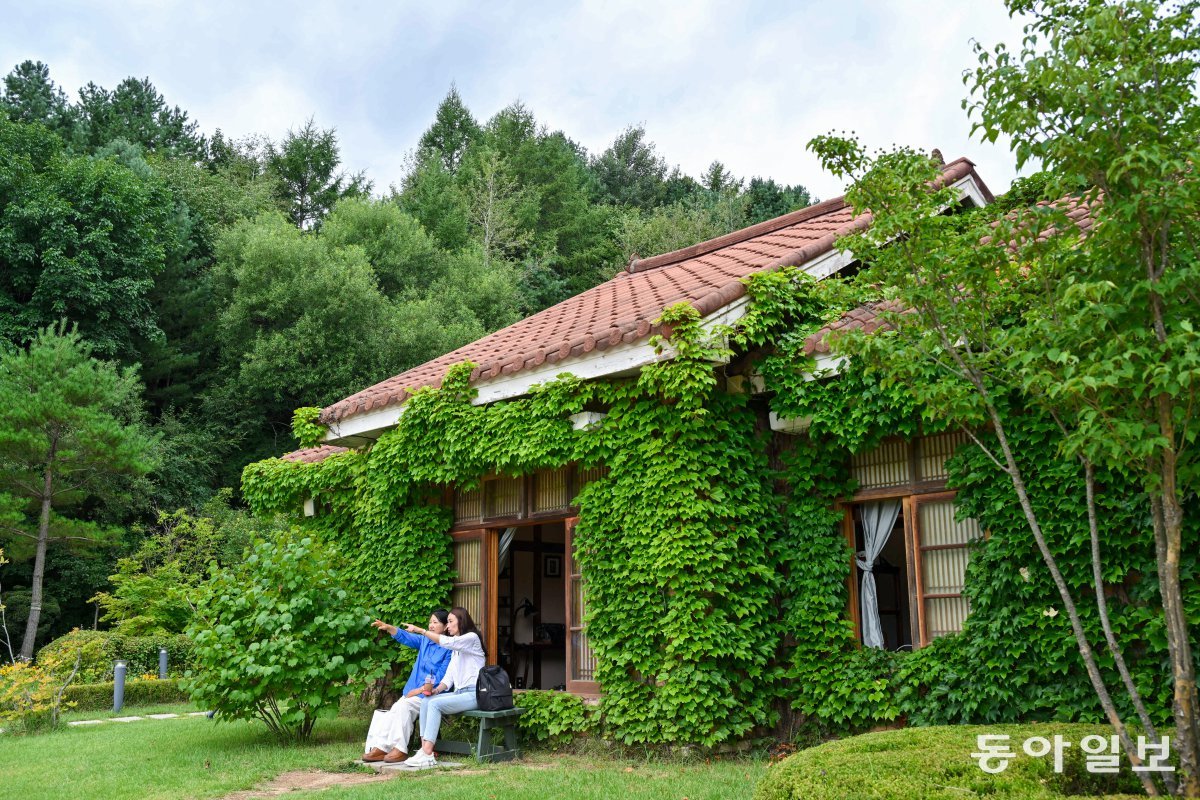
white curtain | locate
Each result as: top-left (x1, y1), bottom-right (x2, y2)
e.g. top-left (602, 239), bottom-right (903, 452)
top-left (497, 527), bottom-right (516, 572)
top-left (857, 500), bottom-right (902, 649)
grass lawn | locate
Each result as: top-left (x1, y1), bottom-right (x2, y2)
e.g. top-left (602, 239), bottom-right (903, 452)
top-left (0, 705), bottom-right (765, 800)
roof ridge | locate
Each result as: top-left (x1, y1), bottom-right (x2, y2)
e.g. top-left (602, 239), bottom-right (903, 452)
top-left (318, 156), bottom-right (991, 428)
top-left (626, 194), bottom-right (850, 274)
top-left (626, 157), bottom-right (979, 275)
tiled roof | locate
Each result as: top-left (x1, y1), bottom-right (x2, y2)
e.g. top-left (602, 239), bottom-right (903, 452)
top-left (984, 192), bottom-right (1099, 247)
top-left (320, 157), bottom-right (986, 425)
top-left (281, 445), bottom-right (348, 463)
top-left (803, 300), bottom-right (908, 355)
top-left (1034, 193), bottom-right (1098, 242)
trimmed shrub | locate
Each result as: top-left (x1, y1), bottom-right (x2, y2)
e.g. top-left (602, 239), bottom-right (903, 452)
top-left (62, 678), bottom-right (191, 712)
top-left (755, 724), bottom-right (1144, 800)
top-left (36, 629), bottom-right (195, 683)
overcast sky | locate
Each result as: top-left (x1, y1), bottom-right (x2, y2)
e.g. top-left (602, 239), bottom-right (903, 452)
top-left (1, 0), bottom-right (1031, 201)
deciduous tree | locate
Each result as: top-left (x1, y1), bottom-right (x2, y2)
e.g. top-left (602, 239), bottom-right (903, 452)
top-left (0, 117), bottom-right (176, 361)
top-left (965, 1), bottom-right (1200, 791)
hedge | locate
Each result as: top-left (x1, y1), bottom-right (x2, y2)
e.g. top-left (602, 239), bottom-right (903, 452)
top-left (36, 629), bottom-right (195, 683)
top-left (62, 679), bottom-right (191, 712)
top-left (755, 724), bottom-right (1144, 800)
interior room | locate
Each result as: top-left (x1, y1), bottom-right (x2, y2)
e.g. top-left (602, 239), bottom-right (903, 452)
top-left (496, 521), bottom-right (567, 689)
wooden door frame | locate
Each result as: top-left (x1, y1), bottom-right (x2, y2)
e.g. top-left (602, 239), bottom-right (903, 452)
top-left (450, 528), bottom-right (496, 663)
top-left (845, 493), bottom-right (922, 651)
top-left (564, 516), bottom-right (600, 696)
top-left (459, 516), bottom-right (594, 693)
top-left (841, 506), bottom-right (862, 643)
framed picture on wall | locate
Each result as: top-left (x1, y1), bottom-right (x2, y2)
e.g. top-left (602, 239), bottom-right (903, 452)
top-left (543, 554), bottom-right (562, 578)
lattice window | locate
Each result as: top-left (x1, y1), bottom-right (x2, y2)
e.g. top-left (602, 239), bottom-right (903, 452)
top-left (533, 467), bottom-right (571, 513)
top-left (451, 537), bottom-right (483, 625)
top-left (915, 497), bottom-right (983, 642)
top-left (850, 439), bottom-right (911, 489)
top-left (453, 486), bottom-right (483, 524)
top-left (483, 475), bottom-right (523, 519)
top-left (919, 431), bottom-right (970, 482)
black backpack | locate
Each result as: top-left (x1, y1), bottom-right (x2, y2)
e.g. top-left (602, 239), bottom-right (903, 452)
top-left (475, 664), bottom-right (514, 711)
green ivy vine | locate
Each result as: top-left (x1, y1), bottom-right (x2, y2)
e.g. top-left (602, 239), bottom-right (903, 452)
top-left (291, 407), bottom-right (326, 449)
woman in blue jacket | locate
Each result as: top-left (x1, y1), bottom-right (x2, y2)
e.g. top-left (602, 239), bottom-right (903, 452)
top-left (362, 610), bottom-right (452, 763)
top-left (399, 606), bottom-right (487, 769)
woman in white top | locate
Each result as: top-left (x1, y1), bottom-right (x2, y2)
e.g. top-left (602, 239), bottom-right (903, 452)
top-left (402, 606), bottom-right (486, 769)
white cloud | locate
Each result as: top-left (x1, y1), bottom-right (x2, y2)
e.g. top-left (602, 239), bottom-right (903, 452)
top-left (2, 0), bottom-right (1033, 200)
top-left (192, 71), bottom-right (318, 142)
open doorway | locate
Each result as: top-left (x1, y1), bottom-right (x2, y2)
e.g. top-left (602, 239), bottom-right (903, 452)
top-left (495, 522), bottom-right (567, 690)
top-left (850, 502), bottom-right (914, 651)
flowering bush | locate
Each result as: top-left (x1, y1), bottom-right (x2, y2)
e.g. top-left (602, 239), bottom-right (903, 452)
top-left (0, 662), bottom-right (73, 733)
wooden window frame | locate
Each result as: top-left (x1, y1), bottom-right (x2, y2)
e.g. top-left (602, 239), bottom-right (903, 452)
top-left (911, 490), bottom-right (974, 646)
top-left (451, 467), bottom-right (598, 532)
top-left (845, 489), bottom-right (976, 650)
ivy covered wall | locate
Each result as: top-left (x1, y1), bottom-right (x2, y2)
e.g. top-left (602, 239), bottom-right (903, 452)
top-left (241, 269), bottom-right (1196, 746)
top-left (244, 304), bottom-right (783, 745)
top-left (738, 268), bottom-right (1199, 735)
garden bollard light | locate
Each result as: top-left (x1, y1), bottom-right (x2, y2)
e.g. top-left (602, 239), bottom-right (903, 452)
top-left (159, 647), bottom-right (168, 679)
top-left (113, 659), bottom-right (127, 712)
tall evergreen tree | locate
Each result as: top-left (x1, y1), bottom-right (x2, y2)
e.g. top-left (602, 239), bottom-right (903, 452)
top-left (0, 61), bottom-right (75, 137)
top-left (590, 124), bottom-right (668, 209)
top-left (743, 176), bottom-right (813, 224)
top-left (701, 160), bottom-right (740, 194)
top-left (266, 118), bottom-right (370, 229)
top-left (394, 149), bottom-right (471, 251)
top-left (76, 76), bottom-right (205, 158)
top-left (418, 85), bottom-right (480, 173)
top-left (0, 323), bottom-right (156, 659)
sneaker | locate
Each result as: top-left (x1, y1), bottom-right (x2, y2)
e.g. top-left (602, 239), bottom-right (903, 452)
top-left (403, 751), bottom-right (438, 769)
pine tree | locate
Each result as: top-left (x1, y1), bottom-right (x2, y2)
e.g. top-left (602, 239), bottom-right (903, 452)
top-left (0, 324), bottom-right (156, 659)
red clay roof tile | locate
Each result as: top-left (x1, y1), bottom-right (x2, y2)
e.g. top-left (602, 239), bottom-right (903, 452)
top-left (281, 445), bottom-right (348, 463)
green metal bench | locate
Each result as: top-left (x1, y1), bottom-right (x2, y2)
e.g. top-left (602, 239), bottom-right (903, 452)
top-left (434, 707), bottom-right (526, 762)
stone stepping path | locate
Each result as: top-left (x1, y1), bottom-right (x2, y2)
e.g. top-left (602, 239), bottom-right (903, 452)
top-left (67, 711), bottom-right (210, 727)
top-left (360, 759), bottom-right (466, 773)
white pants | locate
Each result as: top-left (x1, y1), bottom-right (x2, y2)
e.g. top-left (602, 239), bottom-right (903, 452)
top-left (364, 695), bottom-right (421, 753)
